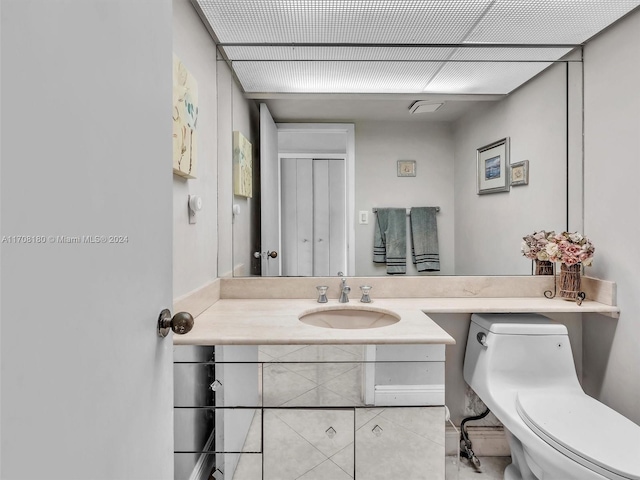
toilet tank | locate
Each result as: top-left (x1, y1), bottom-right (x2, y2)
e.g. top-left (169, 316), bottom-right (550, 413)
top-left (463, 313), bottom-right (581, 399)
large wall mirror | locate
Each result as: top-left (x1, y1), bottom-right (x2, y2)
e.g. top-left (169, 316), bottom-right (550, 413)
top-left (223, 58), bottom-right (583, 278)
top-left (193, 1), bottom-right (621, 278)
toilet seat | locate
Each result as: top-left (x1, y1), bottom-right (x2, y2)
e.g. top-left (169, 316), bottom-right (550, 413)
top-left (516, 391), bottom-right (640, 480)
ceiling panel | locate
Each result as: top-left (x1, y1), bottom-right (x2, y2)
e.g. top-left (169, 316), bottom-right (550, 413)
top-left (465, 0), bottom-right (640, 44)
top-left (197, 0), bottom-right (494, 44)
top-left (448, 47), bottom-right (574, 62)
top-left (195, 0), bottom-right (640, 95)
top-left (223, 46), bottom-right (456, 61)
top-left (423, 61), bottom-right (554, 94)
top-left (233, 61), bottom-right (445, 93)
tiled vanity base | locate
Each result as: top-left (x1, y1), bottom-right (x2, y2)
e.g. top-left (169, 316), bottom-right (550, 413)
top-left (174, 345), bottom-right (446, 480)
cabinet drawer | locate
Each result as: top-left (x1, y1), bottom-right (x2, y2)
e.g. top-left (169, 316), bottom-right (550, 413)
top-left (174, 408), bottom-right (261, 454)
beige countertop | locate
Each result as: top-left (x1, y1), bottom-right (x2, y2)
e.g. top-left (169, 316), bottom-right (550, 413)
top-left (173, 296), bottom-right (619, 346)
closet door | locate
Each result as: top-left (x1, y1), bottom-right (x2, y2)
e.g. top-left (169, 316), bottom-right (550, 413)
top-left (313, 159), bottom-right (346, 276)
top-left (281, 158), bottom-right (346, 276)
top-left (281, 158), bottom-right (313, 276)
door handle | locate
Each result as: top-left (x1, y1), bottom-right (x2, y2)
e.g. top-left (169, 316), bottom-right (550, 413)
top-left (157, 309), bottom-right (194, 337)
top-left (254, 251), bottom-right (278, 258)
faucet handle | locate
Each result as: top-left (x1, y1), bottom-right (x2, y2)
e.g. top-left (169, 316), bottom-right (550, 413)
top-left (359, 285), bottom-right (372, 303)
top-left (316, 285), bottom-right (329, 303)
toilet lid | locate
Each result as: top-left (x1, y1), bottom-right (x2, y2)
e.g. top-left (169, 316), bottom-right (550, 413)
top-left (517, 391), bottom-right (640, 480)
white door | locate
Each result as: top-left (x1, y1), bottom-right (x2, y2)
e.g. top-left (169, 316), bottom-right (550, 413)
top-left (280, 158), bottom-right (347, 276)
top-left (259, 103), bottom-right (281, 276)
top-left (1, 2), bottom-right (175, 479)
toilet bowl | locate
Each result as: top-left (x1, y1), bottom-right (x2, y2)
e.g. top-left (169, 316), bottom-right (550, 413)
top-left (463, 313), bottom-right (640, 480)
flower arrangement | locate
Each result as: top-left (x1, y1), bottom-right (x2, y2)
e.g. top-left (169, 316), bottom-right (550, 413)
top-left (545, 231), bottom-right (595, 266)
top-left (521, 231), bottom-right (555, 261)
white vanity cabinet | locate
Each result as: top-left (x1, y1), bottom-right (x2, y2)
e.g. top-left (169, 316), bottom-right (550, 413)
top-left (174, 344), bottom-right (446, 480)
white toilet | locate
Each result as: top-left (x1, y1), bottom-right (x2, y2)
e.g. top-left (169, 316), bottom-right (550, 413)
top-left (463, 313), bottom-right (640, 480)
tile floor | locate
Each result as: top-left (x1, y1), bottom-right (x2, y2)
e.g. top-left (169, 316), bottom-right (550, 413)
top-left (456, 456), bottom-right (511, 479)
top-left (230, 345), bottom-right (448, 480)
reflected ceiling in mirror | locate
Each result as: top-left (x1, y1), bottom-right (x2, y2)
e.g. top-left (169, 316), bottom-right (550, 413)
top-left (194, 0), bottom-right (640, 94)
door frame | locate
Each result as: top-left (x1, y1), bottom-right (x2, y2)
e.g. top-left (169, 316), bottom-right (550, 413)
top-left (276, 124), bottom-right (356, 275)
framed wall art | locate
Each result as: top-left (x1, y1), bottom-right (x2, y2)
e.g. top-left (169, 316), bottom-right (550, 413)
top-left (477, 137), bottom-right (510, 194)
top-left (233, 131), bottom-right (253, 197)
top-left (510, 160), bottom-right (529, 186)
top-left (172, 53), bottom-right (199, 179)
top-left (397, 160), bottom-right (416, 177)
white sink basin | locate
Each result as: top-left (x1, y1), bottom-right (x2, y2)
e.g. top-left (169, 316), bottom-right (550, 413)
top-left (299, 306), bottom-right (400, 329)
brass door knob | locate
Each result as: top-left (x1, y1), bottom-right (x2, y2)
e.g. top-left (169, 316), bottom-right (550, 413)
top-left (267, 251), bottom-right (278, 258)
top-left (157, 309), bottom-right (194, 337)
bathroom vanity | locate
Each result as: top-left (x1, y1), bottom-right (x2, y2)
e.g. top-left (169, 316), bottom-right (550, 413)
top-left (172, 276), bottom-right (620, 480)
top-left (174, 300), bottom-right (455, 480)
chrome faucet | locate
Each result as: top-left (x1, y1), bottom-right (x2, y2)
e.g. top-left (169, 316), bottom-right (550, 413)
top-left (339, 276), bottom-right (351, 303)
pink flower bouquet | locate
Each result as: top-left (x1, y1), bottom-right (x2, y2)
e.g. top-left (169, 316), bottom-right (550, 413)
top-left (545, 232), bottom-right (595, 266)
top-left (521, 231), bottom-right (555, 261)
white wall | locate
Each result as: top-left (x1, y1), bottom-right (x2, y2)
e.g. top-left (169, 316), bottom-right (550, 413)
top-left (452, 63), bottom-right (570, 275)
top-left (582, 8), bottom-right (640, 425)
top-left (355, 121), bottom-right (456, 276)
top-left (173, 0), bottom-right (218, 297)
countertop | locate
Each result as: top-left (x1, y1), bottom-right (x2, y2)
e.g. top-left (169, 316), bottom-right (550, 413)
top-left (173, 296), bottom-right (619, 346)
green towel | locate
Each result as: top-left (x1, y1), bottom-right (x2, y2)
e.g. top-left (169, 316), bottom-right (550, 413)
top-left (373, 208), bottom-right (406, 275)
top-left (410, 207), bottom-right (440, 272)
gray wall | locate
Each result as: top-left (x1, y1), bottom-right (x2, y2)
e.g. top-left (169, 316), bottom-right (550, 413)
top-left (582, 8), bottom-right (640, 425)
top-left (219, 60), bottom-right (260, 278)
top-left (355, 121), bottom-right (456, 276)
top-left (173, 0), bottom-right (219, 297)
top-left (452, 62), bottom-right (571, 275)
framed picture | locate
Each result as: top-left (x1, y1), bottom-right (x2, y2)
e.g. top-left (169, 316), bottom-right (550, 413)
top-left (477, 137), bottom-right (510, 194)
top-left (510, 160), bottom-right (529, 186)
top-left (397, 160), bottom-right (416, 177)
top-left (172, 53), bottom-right (199, 179)
top-left (233, 131), bottom-right (253, 197)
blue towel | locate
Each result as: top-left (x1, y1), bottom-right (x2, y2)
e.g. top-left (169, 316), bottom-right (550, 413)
top-left (410, 207), bottom-right (440, 272)
top-left (373, 208), bottom-right (406, 275)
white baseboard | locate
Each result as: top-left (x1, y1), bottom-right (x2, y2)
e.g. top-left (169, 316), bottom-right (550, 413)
top-left (374, 384), bottom-right (445, 406)
top-left (446, 425), bottom-right (510, 457)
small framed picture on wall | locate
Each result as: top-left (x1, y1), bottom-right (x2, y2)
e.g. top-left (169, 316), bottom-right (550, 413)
top-left (477, 137), bottom-right (510, 194)
top-left (510, 160), bottom-right (529, 186)
top-left (397, 160), bottom-right (416, 177)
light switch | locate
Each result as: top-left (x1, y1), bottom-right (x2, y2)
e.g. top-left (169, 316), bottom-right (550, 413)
top-left (359, 211), bottom-right (369, 224)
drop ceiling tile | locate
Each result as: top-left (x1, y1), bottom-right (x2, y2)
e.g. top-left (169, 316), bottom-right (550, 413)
top-left (423, 61), bottom-right (554, 94)
top-left (464, 0), bottom-right (640, 44)
top-left (449, 47), bottom-right (575, 62)
top-left (197, 0), bottom-right (494, 44)
top-left (223, 46), bottom-right (456, 61)
top-left (233, 60), bottom-right (445, 93)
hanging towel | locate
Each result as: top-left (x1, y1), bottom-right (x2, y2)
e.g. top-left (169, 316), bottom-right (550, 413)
top-left (410, 207), bottom-right (440, 272)
top-left (373, 208), bottom-right (407, 275)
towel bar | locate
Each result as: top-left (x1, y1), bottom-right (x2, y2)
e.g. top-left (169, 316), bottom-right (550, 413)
top-left (372, 207), bottom-right (440, 215)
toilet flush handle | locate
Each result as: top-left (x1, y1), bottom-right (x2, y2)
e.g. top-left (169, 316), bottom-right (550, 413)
top-left (477, 332), bottom-right (488, 347)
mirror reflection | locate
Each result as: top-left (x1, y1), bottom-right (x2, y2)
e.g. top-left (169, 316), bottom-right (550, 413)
top-left (228, 60), bottom-right (582, 278)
